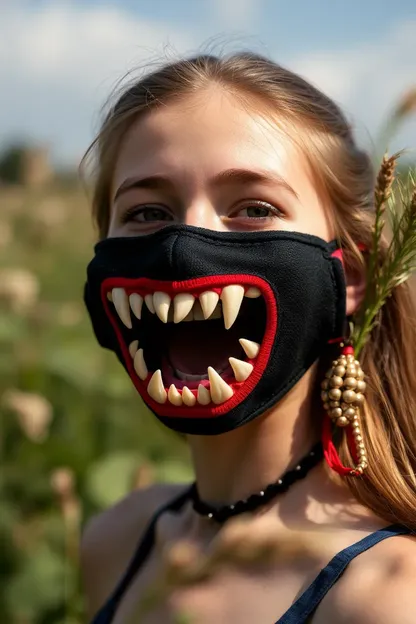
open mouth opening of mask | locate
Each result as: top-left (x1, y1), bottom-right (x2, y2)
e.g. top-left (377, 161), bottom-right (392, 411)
top-left (101, 275), bottom-right (277, 418)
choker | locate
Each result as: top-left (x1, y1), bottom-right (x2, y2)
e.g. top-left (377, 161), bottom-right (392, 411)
top-left (190, 442), bottom-right (323, 523)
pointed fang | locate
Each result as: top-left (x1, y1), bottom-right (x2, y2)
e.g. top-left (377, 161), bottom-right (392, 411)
top-left (168, 384), bottom-right (183, 406)
top-left (207, 367), bottom-right (233, 404)
top-left (112, 288), bottom-right (132, 329)
top-left (199, 291), bottom-right (220, 319)
top-left (129, 293), bottom-right (143, 320)
top-left (221, 285), bottom-right (245, 330)
top-left (147, 370), bottom-right (167, 404)
top-left (229, 357), bottom-right (253, 382)
top-left (197, 384), bottom-right (211, 405)
top-left (144, 294), bottom-right (155, 314)
top-left (182, 386), bottom-right (196, 406)
top-left (173, 293), bottom-right (195, 323)
top-left (239, 338), bottom-right (260, 359)
top-left (153, 292), bottom-right (171, 323)
top-left (129, 340), bottom-right (139, 358)
top-left (134, 348), bottom-right (148, 380)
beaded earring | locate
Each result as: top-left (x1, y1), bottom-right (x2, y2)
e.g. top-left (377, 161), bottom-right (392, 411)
top-left (321, 324), bottom-right (368, 477)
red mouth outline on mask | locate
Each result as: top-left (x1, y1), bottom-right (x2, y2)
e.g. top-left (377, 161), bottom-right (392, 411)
top-left (101, 275), bottom-right (277, 418)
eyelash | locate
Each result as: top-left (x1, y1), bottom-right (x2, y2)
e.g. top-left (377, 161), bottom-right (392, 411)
top-left (120, 205), bottom-right (173, 224)
top-left (230, 200), bottom-right (285, 220)
top-left (120, 200), bottom-right (285, 224)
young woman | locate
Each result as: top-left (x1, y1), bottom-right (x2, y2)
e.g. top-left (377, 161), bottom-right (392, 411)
top-left (81, 53), bottom-right (416, 623)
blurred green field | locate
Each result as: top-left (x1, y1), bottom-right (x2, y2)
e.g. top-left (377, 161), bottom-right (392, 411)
top-left (0, 184), bottom-right (191, 624)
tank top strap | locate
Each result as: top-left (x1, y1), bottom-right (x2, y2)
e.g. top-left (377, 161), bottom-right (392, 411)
top-left (275, 523), bottom-right (413, 624)
top-left (91, 484), bottom-right (194, 624)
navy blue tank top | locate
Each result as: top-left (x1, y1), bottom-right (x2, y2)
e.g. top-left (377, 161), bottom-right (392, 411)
top-left (90, 486), bottom-right (411, 623)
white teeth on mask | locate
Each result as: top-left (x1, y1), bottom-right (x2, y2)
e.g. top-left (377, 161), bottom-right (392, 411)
top-left (168, 384), bottom-right (183, 406)
top-left (173, 293), bottom-right (195, 323)
top-left (129, 293), bottom-right (143, 320)
top-left (153, 292), bottom-right (171, 323)
top-left (199, 291), bottom-right (220, 319)
top-left (245, 287), bottom-right (261, 298)
top-left (134, 348), bottom-right (148, 380)
top-left (207, 366), bottom-right (234, 404)
top-left (220, 285), bottom-right (245, 330)
top-left (147, 370), bottom-right (167, 404)
top-left (112, 285), bottom-right (263, 404)
top-left (182, 386), bottom-right (196, 406)
top-left (112, 288), bottom-right (132, 329)
top-left (129, 340), bottom-right (139, 358)
top-left (115, 284), bottom-right (257, 326)
top-left (197, 384), bottom-right (211, 405)
top-left (239, 338), bottom-right (260, 359)
top-left (229, 357), bottom-right (253, 382)
top-left (144, 294), bottom-right (155, 314)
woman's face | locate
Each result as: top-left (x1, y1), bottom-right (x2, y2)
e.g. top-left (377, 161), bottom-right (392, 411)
top-left (108, 88), bottom-right (332, 240)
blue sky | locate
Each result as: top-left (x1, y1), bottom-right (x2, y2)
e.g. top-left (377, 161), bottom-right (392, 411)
top-left (3, 0), bottom-right (416, 165)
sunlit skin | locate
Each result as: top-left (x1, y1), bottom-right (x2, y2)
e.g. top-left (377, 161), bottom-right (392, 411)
top-left (110, 88), bottom-right (331, 240)
top-left (83, 88), bottom-right (413, 624)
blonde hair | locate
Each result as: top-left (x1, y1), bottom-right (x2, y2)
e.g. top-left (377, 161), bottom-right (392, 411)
top-left (84, 53), bottom-right (416, 528)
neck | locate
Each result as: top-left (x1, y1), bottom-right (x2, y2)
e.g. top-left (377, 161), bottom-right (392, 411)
top-left (187, 367), bottom-right (321, 506)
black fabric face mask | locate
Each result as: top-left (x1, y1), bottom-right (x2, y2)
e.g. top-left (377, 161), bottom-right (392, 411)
top-left (84, 225), bottom-right (346, 435)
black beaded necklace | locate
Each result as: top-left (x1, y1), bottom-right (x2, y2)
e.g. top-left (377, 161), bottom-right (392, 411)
top-left (190, 442), bottom-right (323, 523)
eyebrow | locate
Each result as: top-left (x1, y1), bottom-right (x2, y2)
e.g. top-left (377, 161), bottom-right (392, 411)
top-left (114, 168), bottom-right (298, 201)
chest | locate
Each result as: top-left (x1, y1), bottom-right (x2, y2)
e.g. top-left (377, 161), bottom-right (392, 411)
top-left (112, 551), bottom-right (322, 624)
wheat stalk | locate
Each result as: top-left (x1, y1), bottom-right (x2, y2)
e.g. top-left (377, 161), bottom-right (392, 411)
top-left (366, 152), bottom-right (398, 292)
top-left (353, 157), bottom-right (416, 355)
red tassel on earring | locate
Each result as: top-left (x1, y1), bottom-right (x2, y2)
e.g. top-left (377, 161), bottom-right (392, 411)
top-left (322, 415), bottom-right (360, 476)
top-left (321, 345), bottom-right (367, 477)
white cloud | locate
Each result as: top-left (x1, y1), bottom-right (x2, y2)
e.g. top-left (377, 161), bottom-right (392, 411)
top-left (1, 3), bottom-right (415, 165)
top-left (0, 1), bottom-right (197, 164)
top-left (290, 19), bottom-right (416, 154)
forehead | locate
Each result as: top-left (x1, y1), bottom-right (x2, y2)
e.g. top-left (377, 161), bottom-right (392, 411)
top-left (112, 88), bottom-right (309, 188)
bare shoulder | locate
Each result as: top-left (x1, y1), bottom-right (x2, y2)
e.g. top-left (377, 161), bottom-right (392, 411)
top-left (81, 482), bottom-right (188, 620)
top-left (315, 532), bottom-right (416, 624)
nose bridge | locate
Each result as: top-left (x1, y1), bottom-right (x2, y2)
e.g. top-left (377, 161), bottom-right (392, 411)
top-left (183, 197), bottom-right (220, 230)
top-left (178, 168), bottom-right (224, 230)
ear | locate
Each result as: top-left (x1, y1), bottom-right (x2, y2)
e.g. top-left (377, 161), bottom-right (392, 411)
top-left (345, 264), bottom-right (366, 316)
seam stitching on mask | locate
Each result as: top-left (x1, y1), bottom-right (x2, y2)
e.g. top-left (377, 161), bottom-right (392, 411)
top-left (169, 232), bottom-right (179, 270)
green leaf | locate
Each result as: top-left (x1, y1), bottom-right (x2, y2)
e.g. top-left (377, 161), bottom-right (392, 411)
top-left (85, 452), bottom-right (142, 508)
top-left (156, 459), bottom-right (193, 484)
top-left (5, 544), bottom-right (73, 617)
